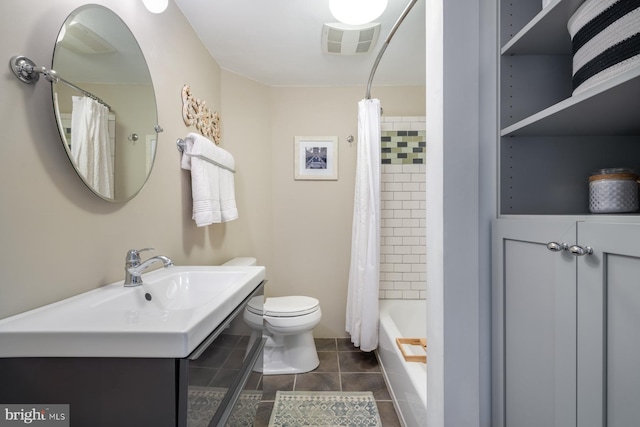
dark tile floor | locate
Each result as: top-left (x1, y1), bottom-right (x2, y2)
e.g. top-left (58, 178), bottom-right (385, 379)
top-left (253, 338), bottom-right (402, 426)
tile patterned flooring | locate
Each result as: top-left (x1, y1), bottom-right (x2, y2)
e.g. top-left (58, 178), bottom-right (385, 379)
top-left (253, 338), bottom-right (402, 426)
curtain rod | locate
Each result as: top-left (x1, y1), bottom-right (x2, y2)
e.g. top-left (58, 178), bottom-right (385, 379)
top-left (365, 0), bottom-right (419, 100)
top-left (53, 73), bottom-right (112, 111)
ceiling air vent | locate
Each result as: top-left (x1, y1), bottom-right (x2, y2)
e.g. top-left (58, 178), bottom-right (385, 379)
top-left (321, 23), bottom-right (381, 55)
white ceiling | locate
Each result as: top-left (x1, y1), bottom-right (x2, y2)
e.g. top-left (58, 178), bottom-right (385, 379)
top-left (174, 0), bottom-right (426, 87)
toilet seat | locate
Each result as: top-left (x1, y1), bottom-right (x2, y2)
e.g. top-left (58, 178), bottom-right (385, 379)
top-left (247, 296), bottom-right (319, 317)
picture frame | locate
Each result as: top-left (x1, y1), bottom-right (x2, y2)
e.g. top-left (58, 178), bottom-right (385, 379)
top-left (294, 136), bottom-right (338, 180)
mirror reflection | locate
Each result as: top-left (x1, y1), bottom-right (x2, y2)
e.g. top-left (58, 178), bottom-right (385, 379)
top-left (52, 5), bottom-right (158, 202)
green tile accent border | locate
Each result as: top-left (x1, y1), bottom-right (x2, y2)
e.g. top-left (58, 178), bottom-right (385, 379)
top-left (381, 130), bottom-right (426, 164)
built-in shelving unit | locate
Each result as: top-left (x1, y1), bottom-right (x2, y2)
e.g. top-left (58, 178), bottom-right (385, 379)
top-left (502, 67), bottom-right (640, 137)
top-left (495, 5), bottom-right (640, 427)
top-left (499, 0), bottom-right (640, 215)
top-left (501, 0), bottom-right (583, 55)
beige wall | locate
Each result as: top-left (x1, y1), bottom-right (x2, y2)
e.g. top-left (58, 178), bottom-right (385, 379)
top-left (0, 0), bottom-right (271, 318)
top-left (0, 0), bottom-right (424, 339)
top-left (270, 86), bottom-right (425, 337)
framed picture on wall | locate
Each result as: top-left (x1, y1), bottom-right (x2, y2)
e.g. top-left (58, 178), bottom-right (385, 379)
top-left (294, 136), bottom-right (338, 180)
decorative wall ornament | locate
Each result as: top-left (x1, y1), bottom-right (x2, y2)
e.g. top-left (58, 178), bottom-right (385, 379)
top-left (181, 85), bottom-right (221, 144)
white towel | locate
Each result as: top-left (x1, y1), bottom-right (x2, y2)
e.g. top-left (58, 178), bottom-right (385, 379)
top-left (218, 149), bottom-right (238, 222)
top-left (181, 133), bottom-right (238, 226)
top-left (180, 135), bottom-right (195, 170)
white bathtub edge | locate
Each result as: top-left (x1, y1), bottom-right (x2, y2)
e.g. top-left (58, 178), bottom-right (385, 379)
top-left (376, 349), bottom-right (409, 427)
top-left (377, 299), bottom-right (427, 427)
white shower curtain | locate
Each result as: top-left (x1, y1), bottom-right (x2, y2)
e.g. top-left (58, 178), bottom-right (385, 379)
top-left (346, 98), bottom-right (381, 352)
top-left (71, 96), bottom-right (113, 198)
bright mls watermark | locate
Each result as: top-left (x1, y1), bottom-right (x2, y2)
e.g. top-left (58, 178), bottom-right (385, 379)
top-left (0, 405), bottom-right (69, 426)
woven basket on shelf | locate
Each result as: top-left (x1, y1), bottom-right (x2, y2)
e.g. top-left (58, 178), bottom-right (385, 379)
top-left (568, 0), bottom-right (640, 94)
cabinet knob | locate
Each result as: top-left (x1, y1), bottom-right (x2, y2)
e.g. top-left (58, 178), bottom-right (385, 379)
top-left (568, 245), bottom-right (593, 256)
top-left (546, 242), bottom-right (569, 252)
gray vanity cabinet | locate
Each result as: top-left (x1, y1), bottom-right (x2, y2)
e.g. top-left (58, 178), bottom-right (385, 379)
top-left (494, 219), bottom-right (640, 427)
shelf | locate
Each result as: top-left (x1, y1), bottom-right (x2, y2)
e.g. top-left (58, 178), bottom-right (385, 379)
top-left (499, 0), bottom-right (640, 217)
top-left (501, 0), bottom-right (584, 55)
top-left (501, 67), bottom-right (640, 137)
top-left (500, 214), bottom-right (640, 223)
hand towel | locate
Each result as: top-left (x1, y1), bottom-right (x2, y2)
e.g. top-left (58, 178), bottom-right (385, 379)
top-left (218, 149), bottom-right (238, 222)
top-left (181, 133), bottom-right (221, 226)
top-left (180, 132), bottom-right (238, 225)
top-left (180, 135), bottom-right (195, 170)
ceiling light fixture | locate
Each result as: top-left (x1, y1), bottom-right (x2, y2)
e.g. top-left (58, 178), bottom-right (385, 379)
top-left (329, 0), bottom-right (388, 25)
top-left (142, 0), bottom-right (168, 14)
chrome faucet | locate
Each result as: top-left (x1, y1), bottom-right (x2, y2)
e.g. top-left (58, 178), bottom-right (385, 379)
top-left (124, 248), bottom-right (174, 287)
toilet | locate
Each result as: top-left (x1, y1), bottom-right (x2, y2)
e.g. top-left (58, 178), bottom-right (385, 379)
top-left (222, 257), bottom-right (322, 375)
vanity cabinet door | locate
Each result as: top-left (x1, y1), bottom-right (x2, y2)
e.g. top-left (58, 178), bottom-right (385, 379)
top-left (0, 357), bottom-right (178, 427)
top-left (577, 222), bottom-right (640, 427)
top-left (178, 281), bottom-right (265, 427)
top-left (493, 219), bottom-right (577, 427)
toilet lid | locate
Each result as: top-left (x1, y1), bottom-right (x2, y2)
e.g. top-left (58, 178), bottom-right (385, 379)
top-left (248, 296), bottom-right (319, 317)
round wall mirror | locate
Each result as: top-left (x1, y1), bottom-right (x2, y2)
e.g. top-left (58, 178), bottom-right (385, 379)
top-left (52, 5), bottom-right (159, 202)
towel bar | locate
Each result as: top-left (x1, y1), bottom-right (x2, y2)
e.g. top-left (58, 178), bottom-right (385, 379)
top-left (176, 138), bottom-right (236, 173)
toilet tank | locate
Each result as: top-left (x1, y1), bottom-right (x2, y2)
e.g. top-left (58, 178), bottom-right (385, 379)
top-left (222, 257), bottom-right (257, 266)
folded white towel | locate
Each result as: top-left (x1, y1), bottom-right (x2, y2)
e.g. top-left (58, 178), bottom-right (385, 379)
top-left (181, 133), bottom-right (238, 226)
top-left (186, 133), bottom-right (221, 226)
top-left (218, 149), bottom-right (238, 222)
top-left (180, 136), bottom-right (195, 170)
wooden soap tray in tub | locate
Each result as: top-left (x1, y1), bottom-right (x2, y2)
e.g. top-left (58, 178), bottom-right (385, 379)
top-left (396, 338), bottom-right (427, 363)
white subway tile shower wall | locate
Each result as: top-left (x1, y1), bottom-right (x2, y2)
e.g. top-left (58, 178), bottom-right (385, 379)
top-left (379, 116), bottom-right (426, 300)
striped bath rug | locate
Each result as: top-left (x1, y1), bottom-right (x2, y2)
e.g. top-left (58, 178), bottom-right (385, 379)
top-left (268, 391), bottom-right (382, 426)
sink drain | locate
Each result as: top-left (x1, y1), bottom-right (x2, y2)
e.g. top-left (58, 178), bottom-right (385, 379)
top-left (145, 293), bottom-right (152, 301)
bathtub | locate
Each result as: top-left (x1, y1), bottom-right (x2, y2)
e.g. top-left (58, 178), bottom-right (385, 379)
top-left (377, 299), bottom-right (427, 427)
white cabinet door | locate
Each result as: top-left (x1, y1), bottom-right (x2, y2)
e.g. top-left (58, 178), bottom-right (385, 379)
top-left (493, 219), bottom-right (577, 427)
top-left (577, 222), bottom-right (640, 427)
